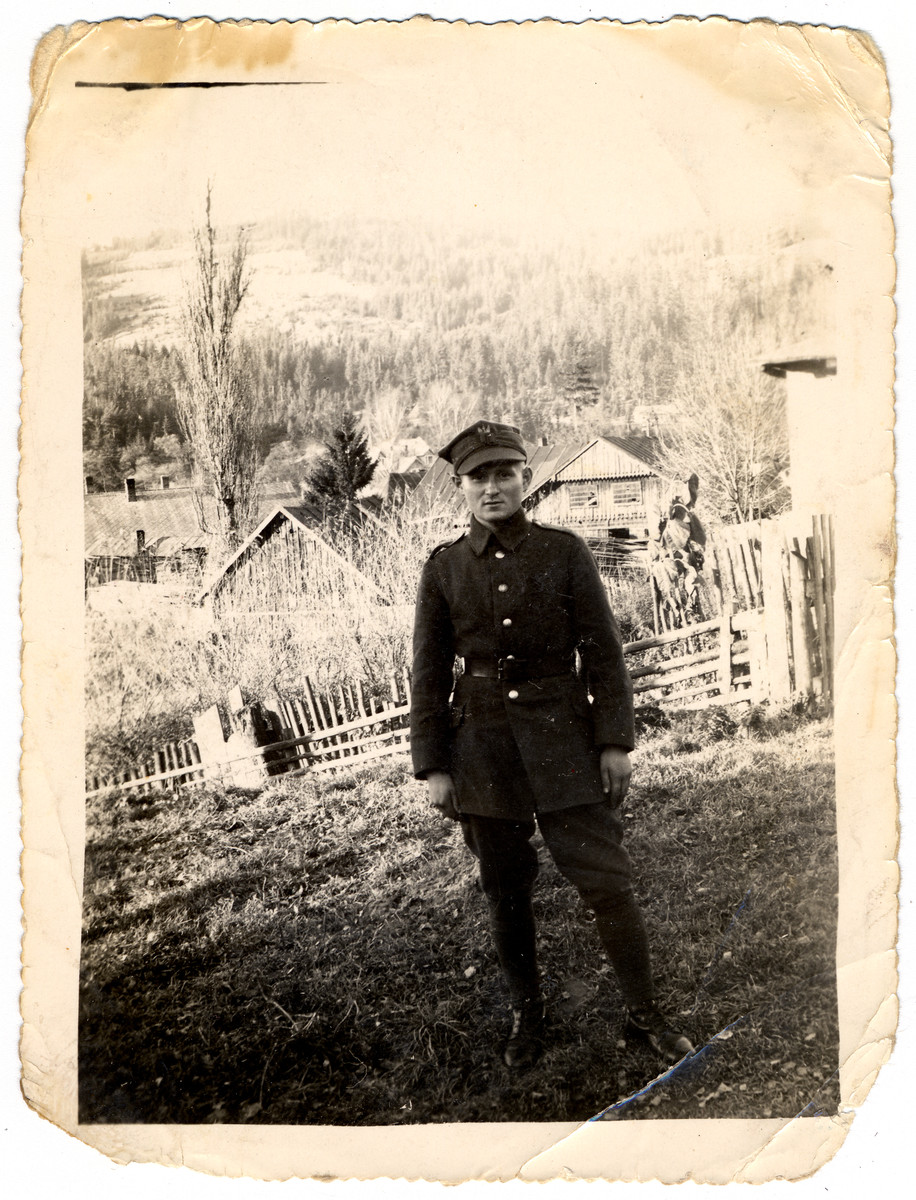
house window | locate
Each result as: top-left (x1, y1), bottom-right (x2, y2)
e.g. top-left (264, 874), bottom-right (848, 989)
top-left (568, 483), bottom-right (598, 509)
top-left (612, 480), bottom-right (642, 507)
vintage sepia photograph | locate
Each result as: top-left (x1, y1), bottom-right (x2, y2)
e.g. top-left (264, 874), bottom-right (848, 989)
top-left (18, 10), bottom-right (897, 1184)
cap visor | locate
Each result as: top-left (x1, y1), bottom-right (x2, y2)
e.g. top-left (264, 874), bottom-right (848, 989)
top-left (456, 446), bottom-right (527, 474)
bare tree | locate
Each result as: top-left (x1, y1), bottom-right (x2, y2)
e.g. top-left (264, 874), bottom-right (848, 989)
top-left (657, 317), bottom-right (790, 526)
top-left (176, 188), bottom-right (262, 555)
top-left (416, 380), bottom-right (481, 450)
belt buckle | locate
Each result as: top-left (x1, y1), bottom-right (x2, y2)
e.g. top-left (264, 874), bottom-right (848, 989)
top-left (497, 656), bottom-right (523, 680)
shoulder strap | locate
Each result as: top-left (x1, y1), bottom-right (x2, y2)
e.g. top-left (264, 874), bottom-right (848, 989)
top-left (428, 532), bottom-right (466, 559)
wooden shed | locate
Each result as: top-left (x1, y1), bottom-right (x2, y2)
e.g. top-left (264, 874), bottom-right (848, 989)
top-left (197, 503), bottom-right (385, 615)
top-left (84, 481), bottom-right (300, 590)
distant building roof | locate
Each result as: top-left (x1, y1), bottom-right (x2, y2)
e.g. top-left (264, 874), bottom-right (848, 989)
top-left (84, 486), bottom-right (299, 558)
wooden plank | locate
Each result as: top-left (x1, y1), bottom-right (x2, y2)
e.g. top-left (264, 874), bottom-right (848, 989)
top-left (818, 513), bottom-right (836, 703)
top-left (624, 617), bottom-right (721, 654)
top-left (310, 742), bottom-right (412, 774)
top-left (748, 531), bottom-right (764, 603)
top-left (633, 659), bottom-right (720, 694)
top-left (736, 539), bottom-right (758, 608)
top-left (718, 599), bottom-right (733, 697)
top-left (797, 536), bottom-right (820, 695)
top-left (302, 677), bottom-right (325, 732)
top-left (629, 648), bottom-right (719, 681)
top-left (787, 537), bottom-right (813, 695)
top-left (280, 699), bottom-right (297, 738)
top-left (808, 528), bottom-right (828, 695)
top-left (716, 537), bottom-right (739, 609)
top-left (729, 540), bottom-right (752, 609)
top-left (759, 520), bottom-right (792, 701)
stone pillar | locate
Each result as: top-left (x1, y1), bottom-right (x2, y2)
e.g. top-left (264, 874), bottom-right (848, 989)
top-left (192, 689), bottom-right (291, 788)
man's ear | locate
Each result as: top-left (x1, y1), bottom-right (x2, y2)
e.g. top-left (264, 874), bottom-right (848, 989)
top-left (451, 472), bottom-right (463, 489)
top-left (522, 465), bottom-right (533, 491)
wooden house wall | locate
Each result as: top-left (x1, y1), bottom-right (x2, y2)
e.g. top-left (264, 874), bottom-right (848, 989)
top-left (529, 476), bottom-right (663, 538)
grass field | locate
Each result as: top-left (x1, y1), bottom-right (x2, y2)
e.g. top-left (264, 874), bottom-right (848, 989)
top-left (79, 706), bottom-right (839, 1125)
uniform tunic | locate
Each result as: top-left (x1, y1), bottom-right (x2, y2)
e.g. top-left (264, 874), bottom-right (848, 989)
top-left (410, 508), bottom-right (635, 820)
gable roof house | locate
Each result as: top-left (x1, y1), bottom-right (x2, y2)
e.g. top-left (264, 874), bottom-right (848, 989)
top-left (414, 435), bottom-right (667, 543)
top-left (525, 435), bottom-right (665, 541)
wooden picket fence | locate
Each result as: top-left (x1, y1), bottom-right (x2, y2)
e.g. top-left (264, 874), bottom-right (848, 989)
top-left (87, 738), bottom-right (206, 795)
top-left (86, 672), bottom-right (413, 797)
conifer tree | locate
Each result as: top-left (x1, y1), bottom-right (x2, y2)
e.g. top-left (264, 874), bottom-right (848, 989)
top-left (304, 411), bottom-right (377, 516)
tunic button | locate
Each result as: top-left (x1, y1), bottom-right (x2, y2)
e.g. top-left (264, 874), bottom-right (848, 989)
top-left (494, 551), bottom-right (505, 559)
top-left (502, 618), bottom-right (512, 627)
top-left (508, 689), bottom-right (519, 700)
top-left (497, 583), bottom-right (508, 593)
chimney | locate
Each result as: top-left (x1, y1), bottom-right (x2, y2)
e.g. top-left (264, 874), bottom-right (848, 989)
top-left (136, 530), bottom-right (146, 554)
top-left (540, 436), bottom-right (548, 447)
top-left (125, 477), bottom-right (137, 503)
top-left (84, 475), bottom-right (94, 494)
top-left (160, 474), bottom-right (170, 490)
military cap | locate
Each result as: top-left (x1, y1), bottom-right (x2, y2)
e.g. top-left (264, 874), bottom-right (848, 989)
top-left (438, 420), bottom-right (528, 475)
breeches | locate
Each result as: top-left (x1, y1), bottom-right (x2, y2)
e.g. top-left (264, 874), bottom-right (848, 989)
top-left (459, 802), bottom-right (653, 1008)
top-left (460, 800), bottom-right (635, 911)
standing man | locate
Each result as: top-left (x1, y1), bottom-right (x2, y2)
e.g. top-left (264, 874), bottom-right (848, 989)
top-left (410, 420), bottom-right (694, 1070)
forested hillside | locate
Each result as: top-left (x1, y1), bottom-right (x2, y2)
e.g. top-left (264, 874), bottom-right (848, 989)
top-left (82, 214), bottom-right (833, 509)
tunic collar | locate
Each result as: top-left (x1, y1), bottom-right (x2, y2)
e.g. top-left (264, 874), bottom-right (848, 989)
top-left (468, 508), bottom-right (531, 556)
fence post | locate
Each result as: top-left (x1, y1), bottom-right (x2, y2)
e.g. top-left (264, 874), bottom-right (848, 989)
top-left (786, 537), bottom-right (813, 698)
top-left (759, 520), bottom-right (792, 702)
top-left (718, 598), bottom-right (733, 700)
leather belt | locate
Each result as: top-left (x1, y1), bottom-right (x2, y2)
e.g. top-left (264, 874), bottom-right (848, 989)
top-left (462, 655), bottom-right (575, 682)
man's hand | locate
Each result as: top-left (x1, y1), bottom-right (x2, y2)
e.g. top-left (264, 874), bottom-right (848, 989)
top-left (426, 770), bottom-right (459, 821)
top-left (600, 746), bottom-right (632, 808)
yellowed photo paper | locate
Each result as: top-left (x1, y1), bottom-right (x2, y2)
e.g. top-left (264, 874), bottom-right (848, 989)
top-left (19, 14), bottom-right (896, 1184)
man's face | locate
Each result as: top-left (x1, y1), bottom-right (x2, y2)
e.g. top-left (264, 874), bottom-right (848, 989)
top-left (454, 460), bottom-right (532, 528)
